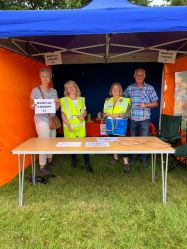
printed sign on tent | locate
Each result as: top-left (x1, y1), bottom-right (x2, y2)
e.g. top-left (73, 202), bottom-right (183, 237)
top-left (158, 50), bottom-right (177, 64)
top-left (44, 51), bottom-right (62, 65)
top-left (34, 99), bottom-right (56, 114)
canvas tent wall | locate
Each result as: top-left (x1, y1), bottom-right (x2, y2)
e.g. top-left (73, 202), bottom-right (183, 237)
top-left (0, 48), bottom-right (48, 186)
top-left (0, 0), bottom-right (187, 186)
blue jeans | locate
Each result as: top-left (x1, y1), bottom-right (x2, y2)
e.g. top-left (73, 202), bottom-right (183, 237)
top-left (129, 119), bottom-right (150, 163)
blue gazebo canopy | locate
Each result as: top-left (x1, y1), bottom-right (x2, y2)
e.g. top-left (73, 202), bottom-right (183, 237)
top-left (0, 0), bottom-right (187, 64)
top-left (83, 0), bottom-right (139, 9)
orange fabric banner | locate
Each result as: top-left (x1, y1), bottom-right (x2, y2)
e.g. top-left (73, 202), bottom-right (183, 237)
top-left (0, 48), bottom-right (48, 186)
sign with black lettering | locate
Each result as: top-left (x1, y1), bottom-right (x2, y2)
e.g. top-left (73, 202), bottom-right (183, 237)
top-left (158, 50), bottom-right (176, 64)
top-left (34, 99), bottom-right (56, 114)
top-left (44, 52), bottom-right (62, 65)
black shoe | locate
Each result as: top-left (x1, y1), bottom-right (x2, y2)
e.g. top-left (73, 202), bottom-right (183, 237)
top-left (40, 167), bottom-right (56, 178)
top-left (123, 163), bottom-right (130, 173)
top-left (28, 175), bottom-right (48, 184)
top-left (86, 163), bottom-right (93, 173)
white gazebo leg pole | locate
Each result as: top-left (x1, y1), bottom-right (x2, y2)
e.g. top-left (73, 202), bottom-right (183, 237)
top-left (161, 154), bottom-right (165, 204)
top-left (164, 154), bottom-right (169, 204)
top-left (20, 154), bottom-right (26, 207)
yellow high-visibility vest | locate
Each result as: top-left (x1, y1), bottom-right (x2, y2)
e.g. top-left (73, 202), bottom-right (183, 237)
top-left (60, 96), bottom-right (86, 138)
top-left (103, 97), bottom-right (131, 115)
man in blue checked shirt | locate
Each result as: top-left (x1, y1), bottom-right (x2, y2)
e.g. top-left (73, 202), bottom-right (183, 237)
top-left (124, 68), bottom-right (158, 168)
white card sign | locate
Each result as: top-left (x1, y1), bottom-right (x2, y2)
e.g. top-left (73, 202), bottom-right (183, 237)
top-left (56, 142), bottom-right (81, 147)
top-left (97, 137), bottom-right (118, 142)
top-left (100, 124), bottom-right (107, 135)
top-left (158, 50), bottom-right (177, 64)
top-left (85, 142), bottom-right (109, 147)
top-left (34, 99), bottom-right (56, 114)
top-left (44, 52), bottom-right (62, 65)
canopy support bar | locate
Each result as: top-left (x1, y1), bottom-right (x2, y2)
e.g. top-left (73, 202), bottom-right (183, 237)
top-left (9, 39), bottom-right (29, 56)
top-left (70, 49), bottom-right (103, 58)
top-left (12, 38), bottom-right (67, 51)
top-left (104, 34), bottom-right (111, 63)
top-left (111, 48), bottom-right (146, 58)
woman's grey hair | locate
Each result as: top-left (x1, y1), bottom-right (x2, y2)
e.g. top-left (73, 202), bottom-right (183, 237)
top-left (64, 80), bottom-right (81, 97)
top-left (109, 82), bottom-right (123, 96)
top-left (39, 68), bottom-right (52, 80)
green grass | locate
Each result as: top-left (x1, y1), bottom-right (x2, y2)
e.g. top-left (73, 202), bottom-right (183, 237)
top-left (0, 155), bottom-right (187, 249)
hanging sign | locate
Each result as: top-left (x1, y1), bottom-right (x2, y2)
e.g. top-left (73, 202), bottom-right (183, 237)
top-left (44, 52), bottom-right (62, 65)
top-left (158, 50), bottom-right (177, 64)
top-left (34, 99), bottom-right (56, 114)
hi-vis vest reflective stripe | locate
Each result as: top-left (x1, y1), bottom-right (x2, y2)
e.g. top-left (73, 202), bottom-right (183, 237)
top-left (103, 97), bottom-right (131, 115)
top-left (60, 96), bottom-right (86, 138)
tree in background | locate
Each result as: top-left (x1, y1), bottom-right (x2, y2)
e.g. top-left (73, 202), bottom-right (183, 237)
top-left (0, 0), bottom-right (90, 10)
top-left (165, 0), bottom-right (187, 5)
top-left (129, 0), bottom-right (152, 6)
top-left (0, 0), bottom-right (186, 9)
top-left (0, 0), bottom-right (153, 9)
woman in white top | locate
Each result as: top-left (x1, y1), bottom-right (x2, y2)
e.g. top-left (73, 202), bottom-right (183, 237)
top-left (60, 80), bottom-right (93, 173)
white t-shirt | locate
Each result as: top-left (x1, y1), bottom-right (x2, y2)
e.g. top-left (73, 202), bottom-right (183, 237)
top-left (72, 99), bottom-right (78, 108)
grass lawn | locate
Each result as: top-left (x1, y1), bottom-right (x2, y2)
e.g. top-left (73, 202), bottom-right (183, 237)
top-left (0, 154), bottom-right (187, 249)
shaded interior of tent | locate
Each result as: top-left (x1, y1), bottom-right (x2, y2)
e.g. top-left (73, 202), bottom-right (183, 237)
top-left (0, 0), bottom-right (187, 186)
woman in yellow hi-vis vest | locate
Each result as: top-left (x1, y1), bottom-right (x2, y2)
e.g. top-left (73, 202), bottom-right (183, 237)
top-left (60, 80), bottom-right (93, 173)
top-left (103, 82), bottom-right (131, 173)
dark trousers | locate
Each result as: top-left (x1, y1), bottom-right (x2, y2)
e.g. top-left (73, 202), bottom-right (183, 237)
top-left (129, 119), bottom-right (150, 162)
top-left (71, 154), bottom-right (90, 166)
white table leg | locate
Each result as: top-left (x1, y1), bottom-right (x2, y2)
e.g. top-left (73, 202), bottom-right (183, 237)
top-left (18, 154), bottom-right (21, 206)
top-left (152, 154), bottom-right (156, 183)
top-left (161, 154), bottom-right (165, 204)
top-left (151, 154), bottom-right (153, 181)
top-left (31, 154), bottom-right (36, 185)
top-left (164, 154), bottom-right (169, 204)
top-left (18, 154), bottom-right (26, 207)
top-left (33, 154), bottom-right (36, 185)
